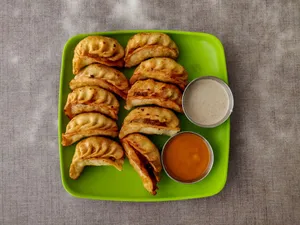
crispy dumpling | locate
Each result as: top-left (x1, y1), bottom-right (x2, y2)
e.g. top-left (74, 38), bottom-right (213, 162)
top-left (62, 113), bottom-right (118, 146)
top-left (119, 106), bottom-right (180, 139)
top-left (121, 134), bottom-right (162, 195)
top-left (73, 36), bottom-right (124, 74)
top-left (124, 33), bottom-right (179, 68)
top-left (69, 64), bottom-right (129, 99)
top-left (64, 86), bottom-right (119, 120)
top-left (125, 79), bottom-right (183, 112)
top-left (69, 137), bottom-right (124, 179)
top-left (130, 57), bottom-right (188, 90)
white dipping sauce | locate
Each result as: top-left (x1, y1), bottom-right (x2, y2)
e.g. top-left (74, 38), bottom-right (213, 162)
top-left (183, 78), bottom-right (231, 126)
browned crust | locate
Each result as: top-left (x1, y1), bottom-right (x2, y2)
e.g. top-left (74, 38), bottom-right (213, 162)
top-left (61, 129), bottom-right (118, 146)
top-left (69, 76), bottom-right (128, 100)
top-left (124, 45), bottom-right (178, 68)
top-left (64, 103), bottom-right (118, 120)
top-left (120, 137), bottom-right (158, 195)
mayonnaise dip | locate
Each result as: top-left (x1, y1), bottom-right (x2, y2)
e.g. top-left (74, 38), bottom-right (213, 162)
top-left (183, 77), bottom-right (233, 127)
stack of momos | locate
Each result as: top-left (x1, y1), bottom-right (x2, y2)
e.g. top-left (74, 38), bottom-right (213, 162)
top-left (118, 33), bottom-right (188, 195)
top-left (124, 33), bottom-right (188, 113)
top-left (61, 33), bottom-right (189, 196)
top-left (62, 35), bottom-right (129, 179)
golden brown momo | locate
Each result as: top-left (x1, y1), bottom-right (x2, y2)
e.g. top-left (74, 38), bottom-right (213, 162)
top-left (64, 86), bottom-right (119, 120)
top-left (69, 64), bottom-right (129, 99)
top-left (73, 36), bottom-right (124, 74)
top-left (119, 106), bottom-right (180, 139)
top-left (121, 134), bottom-right (162, 195)
top-left (124, 33), bottom-right (179, 68)
top-left (125, 79), bottom-right (183, 113)
top-left (130, 57), bottom-right (188, 90)
top-left (69, 137), bottom-right (124, 179)
top-left (62, 113), bottom-right (118, 146)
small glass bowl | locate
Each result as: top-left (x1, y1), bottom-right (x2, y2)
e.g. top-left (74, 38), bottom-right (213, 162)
top-left (182, 76), bottom-right (234, 128)
top-left (161, 131), bottom-right (214, 184)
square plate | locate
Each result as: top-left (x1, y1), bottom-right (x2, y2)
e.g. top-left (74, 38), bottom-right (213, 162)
top-left (58, 30), bottom-right (230, 201)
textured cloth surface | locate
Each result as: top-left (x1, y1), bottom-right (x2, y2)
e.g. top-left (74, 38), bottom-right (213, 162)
top-left (1, 0), bottom-right (300, 224)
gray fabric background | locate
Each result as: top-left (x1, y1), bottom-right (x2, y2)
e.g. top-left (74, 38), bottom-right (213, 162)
top-left (1, 0), bottom-right (299, 224)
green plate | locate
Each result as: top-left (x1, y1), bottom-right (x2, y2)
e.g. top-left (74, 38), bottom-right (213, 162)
top-left (58, 30), bottom-right (230, 201)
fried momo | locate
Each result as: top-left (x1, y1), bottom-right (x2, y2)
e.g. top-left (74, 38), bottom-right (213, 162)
top-left (125, 79), bottom-right (183, 113)
top-left (69, 137), bottom-right (124, 179)
top-left (73, 36), bottom-right (124, 74)
top-left (64, 86), bottom-right (119, 120)
top-left (119, 106), bottom-right (180, 139)
top-left (130, 57), bottom-right (188, 90)
top-left (62, 113), bottom-right (118, 146)
top-left (124, 33), bottom-right (179, 68)
top-left (69, 64), bottom-right (129, 99)
top-left (121, 134), bottom-right (162, 195)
